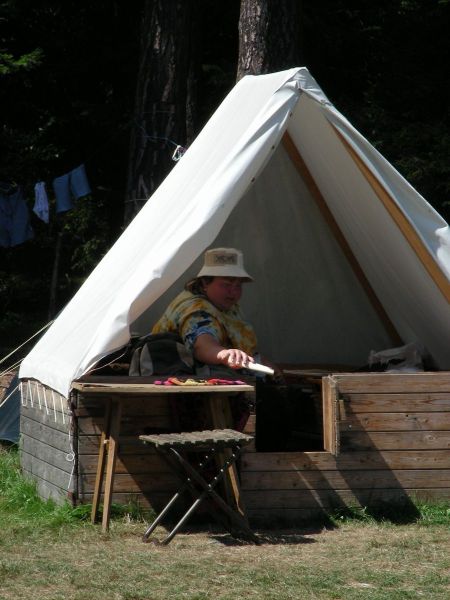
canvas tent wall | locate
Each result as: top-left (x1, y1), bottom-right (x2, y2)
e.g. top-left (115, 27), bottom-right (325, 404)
top-left (19, 67), bottom-right (450, 397)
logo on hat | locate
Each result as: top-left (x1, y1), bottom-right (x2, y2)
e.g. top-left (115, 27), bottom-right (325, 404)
top-left (213, 252), bottom-right (237, 265)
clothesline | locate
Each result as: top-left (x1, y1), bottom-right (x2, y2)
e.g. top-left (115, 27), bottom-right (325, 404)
top-left (1, 122), bottom-right (187, 249)
top-left (0, 164), bottom-right (91, 248)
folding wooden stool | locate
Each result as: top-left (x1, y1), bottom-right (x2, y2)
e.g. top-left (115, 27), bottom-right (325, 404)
top-left (139, 429), bottom-right (258, 545)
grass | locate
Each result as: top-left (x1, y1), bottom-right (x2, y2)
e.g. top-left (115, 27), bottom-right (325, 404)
top-left (2, 444), bottom-right (450, 599)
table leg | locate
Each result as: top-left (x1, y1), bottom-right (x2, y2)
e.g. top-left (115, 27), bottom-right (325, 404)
top-left (91, 399), bottom-right (112, 524)
top-left (101, 397), bottom-right (122, 532)
top-left (208, 395), bottom-right (248, 522)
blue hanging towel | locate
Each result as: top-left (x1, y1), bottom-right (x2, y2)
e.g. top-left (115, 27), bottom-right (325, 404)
top-left (33, 181), bottom-right (50, 223)
top-left (53, 173), bottom-right (73, 213)
top-left (70, 164), bottom-right (91, 199)
top-left (0, 185), bottom-right (34, 247)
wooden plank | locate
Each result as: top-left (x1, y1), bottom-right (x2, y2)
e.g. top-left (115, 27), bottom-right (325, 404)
top-left (75, 395), bottom-right (171, 416)
top-left (78, 487), bottom-right (450, 518)
top-left (242, 414), bottom-right (256, 451)
top-left (340, 393), bottom-right (450, 413)
top-left (208, 395), bottom-right (249, 521)
top-left (243, 413), bottom-right (256, 435)
top-left (341, 430), bottom-right (450, 451)
top-left (90, 399), bottom-right (111, 525)
top-left (21, 435), bottom-right (74, 474)
top-left (247, 498), bottom-right (450, 524)
top-left (241, 449), bottom-right (450, 471)
top-left (78, 434), bottom-right (156, 454)
top-left (332, 373), bottom-right (450, 393)
top-left (322, 376), bottom-right (338, 455)
top-left (21, 403), bottom-right (72, 434)
top-left (79, 452), bottom-right (168, 474)
top-left (20, 415), bottom-right (72, 453)
top-left (21, 451), bottom-right (74, 491)
top-left (101, 398), bottom-right (121, 531)
top-left (282, 131), bottom-right (402, 345)
top-left (332, 124), bottom-right (450, 304)
top-left (76, 414), bottom-right (171, 436)
top-left (79, 491), bottom-right (175, 510)
top-left (79, 472), bottom-right (179, 494)
top-left (73, 381), bottom-right (254, 394)
top-left (340, 412), bottom-right (450, 432)
top-left (243, 487), bottom-right (450, 510)
top-left (241, 469), bottom-right (450, 491)
top-left (22, 468), bottom-right (69, 504)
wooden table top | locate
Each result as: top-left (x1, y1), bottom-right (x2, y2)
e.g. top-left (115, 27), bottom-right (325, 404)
top-left (72, 376), bottom-right (254, 394)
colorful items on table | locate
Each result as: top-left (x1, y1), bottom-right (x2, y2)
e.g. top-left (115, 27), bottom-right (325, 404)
top-left (154, 377), bottom-right (247, 386)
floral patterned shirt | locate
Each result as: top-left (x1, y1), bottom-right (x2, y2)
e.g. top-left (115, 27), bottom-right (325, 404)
top-left (152, 290), bottom-right (257, 355)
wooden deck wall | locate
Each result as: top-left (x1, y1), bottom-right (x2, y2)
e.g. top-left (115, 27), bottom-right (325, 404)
top-left (20, 373), bottom-right (450, 525)
top-left (240, 373), bottom-right (450, 524)
top-left (20, 382), bottom-right (75, 502)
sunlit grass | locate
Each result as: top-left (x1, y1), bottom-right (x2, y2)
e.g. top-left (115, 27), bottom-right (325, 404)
top-left (0, 445), bottom-right (147, 540)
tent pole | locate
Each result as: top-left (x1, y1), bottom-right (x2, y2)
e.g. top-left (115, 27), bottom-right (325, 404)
top-left (282, 132), bottom-right (403, 346)
top-left (331, 125), bottom-right (450, 305)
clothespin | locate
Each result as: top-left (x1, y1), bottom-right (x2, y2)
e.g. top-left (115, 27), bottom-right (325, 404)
top-left (172, 145), bottom-right (187, 162)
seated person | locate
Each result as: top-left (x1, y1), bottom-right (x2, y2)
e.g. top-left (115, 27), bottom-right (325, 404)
top-left (152, 247), bottom-right (260, 373)
top-left (152, 247), bottom-right (281, 431)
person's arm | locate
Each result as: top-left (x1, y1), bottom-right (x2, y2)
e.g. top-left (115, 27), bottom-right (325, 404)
top-left (193, 333), bottom-right (254, 369)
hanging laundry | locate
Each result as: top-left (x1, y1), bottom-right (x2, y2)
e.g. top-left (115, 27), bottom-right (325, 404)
top-left (53, 164), bottom-right (91, 213)
top-left (33, 181), bottom-right (49, 223)
top-left (0, 184), bottom-right (34, 247)
top-left (53, 173), bottom-right (73, 213)
top-left (70, 164), bottom-right (91, 199)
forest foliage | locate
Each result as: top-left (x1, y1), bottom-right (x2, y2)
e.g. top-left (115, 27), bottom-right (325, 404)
top-left (1, 0), bottom-right (449, 348)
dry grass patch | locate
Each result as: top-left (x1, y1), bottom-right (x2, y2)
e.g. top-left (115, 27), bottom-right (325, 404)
top-left (2, 445), bottom-right (450, 599)
top-left (1, 519), bottom-right (450, 599)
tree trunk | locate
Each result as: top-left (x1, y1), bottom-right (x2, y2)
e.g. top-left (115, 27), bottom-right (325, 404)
top-left (237, 0), bottom-right (302, 81)
top-left (125, 0), bottom-right (200, 223)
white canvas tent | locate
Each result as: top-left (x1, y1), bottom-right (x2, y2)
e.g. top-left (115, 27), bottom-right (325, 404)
top-left (19, 67), bottom-right (450, 398)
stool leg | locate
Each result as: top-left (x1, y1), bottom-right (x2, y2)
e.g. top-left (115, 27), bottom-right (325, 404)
top-left (169, 447), bottom-right (259, 544)
top-left (157, 453), bottom-right (233, 545)
top-left (158, 496), bottom-right (205, 545)
top-left (142, 489), bottom-right (185, 542)
top-left (142, 449), bottom-right (216, 544)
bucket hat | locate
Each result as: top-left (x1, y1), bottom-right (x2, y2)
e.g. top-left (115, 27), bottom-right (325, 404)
top-left (196, 247), bottom-right (253, 281)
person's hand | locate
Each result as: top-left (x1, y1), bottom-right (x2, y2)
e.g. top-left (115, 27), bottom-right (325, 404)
top-left (217, 348), bottom-right (255, 370)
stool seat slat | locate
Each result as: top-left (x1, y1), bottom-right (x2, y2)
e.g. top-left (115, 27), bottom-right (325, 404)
top-left (139, 428), bottom-right (253, 450)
